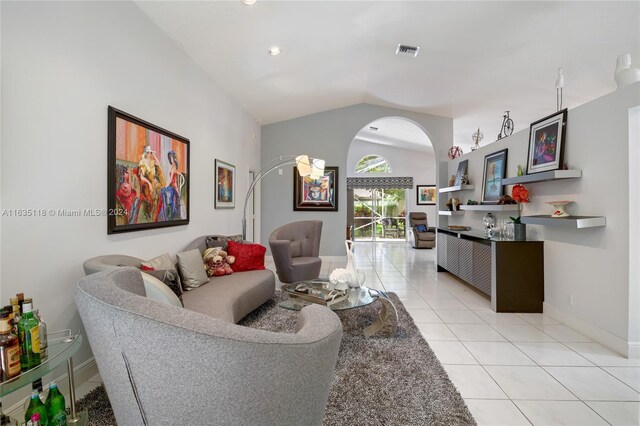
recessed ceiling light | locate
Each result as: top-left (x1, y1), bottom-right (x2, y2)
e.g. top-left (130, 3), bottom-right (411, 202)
top-left (268, 47), bottom-right (281, 56)
top-left (242, 0), bottom-right (256, 5)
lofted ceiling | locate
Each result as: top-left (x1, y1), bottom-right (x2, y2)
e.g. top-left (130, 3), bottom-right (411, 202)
top-left (136, 1), bottom-right (640, 152)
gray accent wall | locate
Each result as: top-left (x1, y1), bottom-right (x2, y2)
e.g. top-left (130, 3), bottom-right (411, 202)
top-left (261, 104), bottom-right (453, 255)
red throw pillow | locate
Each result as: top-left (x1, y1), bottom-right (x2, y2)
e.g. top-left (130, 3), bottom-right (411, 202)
top-left (227, 241), bottom-right (266, 272)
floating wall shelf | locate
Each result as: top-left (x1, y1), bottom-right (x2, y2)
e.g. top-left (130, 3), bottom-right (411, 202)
top-left (521, 215), bottom-right (606, 229)
top-left (438, 210), bottom-right (465, 216)
top-left (460, 205), bottom-right (520, 212)
top-left (439, 184), bottom-right (475, 193)
top-left (502, 169), bottom-right (582, 185)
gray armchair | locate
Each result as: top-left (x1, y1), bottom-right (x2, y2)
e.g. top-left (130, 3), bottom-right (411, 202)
top-left (407, 212), bottom-right (436, 249)
top-left (269, 220), bottom-right (323, 283)
top-left (75, 267), bottom-right (342, 426)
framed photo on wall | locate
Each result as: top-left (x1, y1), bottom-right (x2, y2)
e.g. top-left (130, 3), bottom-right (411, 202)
top-left (107, 106), bottom-right (189, 234)
top-left (416, 185), bottom-right (437, 205)
top-left (481, 149), bottom-right (508, 204)
top-left (215, 159), bottom-right (236, 209)
top-left (293, 166), bottom-right (338, 211)
top-left (527, 109), bottom-right (567, 174)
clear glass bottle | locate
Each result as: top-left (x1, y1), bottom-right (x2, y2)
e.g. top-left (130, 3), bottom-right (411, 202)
top-left (33, 310), bottom-right (47, 360)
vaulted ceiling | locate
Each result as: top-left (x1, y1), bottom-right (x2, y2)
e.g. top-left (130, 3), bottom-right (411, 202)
top-left (136, 1), bottom-right (639, 152)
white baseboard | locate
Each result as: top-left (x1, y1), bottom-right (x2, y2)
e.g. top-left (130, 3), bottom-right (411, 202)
top-left (543, 302), bottom-right (632, 358)
top-left (3, 357), bottom-right (98, 420)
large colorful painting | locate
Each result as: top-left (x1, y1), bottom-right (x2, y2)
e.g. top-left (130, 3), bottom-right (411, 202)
top-left (527, 109), bottom-right (567, 174)
top-left (481, 149), bottom-right (508, 204)
top-left (215, 159), bottom-right (235, 209)
top-left (108, 106), bottom-right (189, 234)
top-left (293, 166), bottom-right (338, 211)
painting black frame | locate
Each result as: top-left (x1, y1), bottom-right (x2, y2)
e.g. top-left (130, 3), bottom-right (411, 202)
top-left (293, 166), bottom-right (339, 211)
top-left (481, 148), bottom-right (508, 204)
top-left (416, 185), bottom-right (437, 205)
top-left (526, 109), bottom-right (568, 175)
top-left (107, 106), bottom-right (190, 234)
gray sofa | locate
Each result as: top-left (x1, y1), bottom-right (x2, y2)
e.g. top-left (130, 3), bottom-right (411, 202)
top-left (82, 235), bottom-right (275, 323)
top-left (75, 267), bottom-right (343, 425)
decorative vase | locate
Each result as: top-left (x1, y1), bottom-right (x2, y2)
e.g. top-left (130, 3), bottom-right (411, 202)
top-left (514, 223), bottom-right (527, 241)
top-left (614, 53), bottom-right (640, 88)
top-left (345, 240), bottom-right (365, 288)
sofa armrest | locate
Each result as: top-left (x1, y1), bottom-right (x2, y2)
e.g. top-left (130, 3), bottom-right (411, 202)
top-left (269, 238), bottom-right (293, 274)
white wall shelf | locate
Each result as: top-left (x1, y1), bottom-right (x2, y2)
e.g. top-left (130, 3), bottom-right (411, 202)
top-left (502, 169), bottom-right (582, 185)
top-left (460, 204), bottom-right (520, 212)
top-left (438, 210), bottom-right (465, 216)
top-left (439, 184), bottom-right (475, 193)
top-left (521, 215), bottom-right (606, 229)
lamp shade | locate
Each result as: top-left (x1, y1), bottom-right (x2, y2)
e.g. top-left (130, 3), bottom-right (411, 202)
top-left (310, 158), bottom-right (325, 179)
top-left (295, 155), bottom-right (312, 177)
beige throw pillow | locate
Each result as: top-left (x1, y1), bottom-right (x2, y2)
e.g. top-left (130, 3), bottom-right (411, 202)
top-left (176, 249), bottom-right (209, 290)
top-left (141, 253), bottom-right (175, 271)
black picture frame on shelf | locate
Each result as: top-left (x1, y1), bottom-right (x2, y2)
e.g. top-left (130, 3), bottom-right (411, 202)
top-left (481, 149), bottom-right (508, 204)
top-left (526, 109), bottom-right (567, 175)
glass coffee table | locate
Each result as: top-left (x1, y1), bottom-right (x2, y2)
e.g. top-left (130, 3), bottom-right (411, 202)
top-left (280, 279), bottom-right (398, 337)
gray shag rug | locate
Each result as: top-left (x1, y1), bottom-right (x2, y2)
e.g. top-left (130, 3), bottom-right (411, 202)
top-left (77, 291), bottom-right (475, 425)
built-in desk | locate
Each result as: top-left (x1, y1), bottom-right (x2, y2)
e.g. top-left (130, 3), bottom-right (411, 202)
top-left (437, 228), bottom-right (544, 313)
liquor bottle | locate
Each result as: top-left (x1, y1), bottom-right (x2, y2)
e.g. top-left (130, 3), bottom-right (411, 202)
top-left (15, 294), bottom-right (24, 314)
top-left (17, 302), bottom-right (40, 371)
top-left (0, 310), bottom-right (21, 381)
top-left (24, 390), bottom-right (48, 426)
top-left (10, 306), bottom-right (20, 336)
top-left (33, 310), bottom-right (47, 360)
top-left (45, 381), bottom-right (66, 426)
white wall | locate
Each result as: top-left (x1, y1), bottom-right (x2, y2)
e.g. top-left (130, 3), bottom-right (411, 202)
top-left (445, 83), bottom-right (640, 354)
top-left (261, 104), bottom-right (453, 255)
top-left (1, 1), bottom-right (260, 369)
top-left (346, 139), bottom-right (437, 221)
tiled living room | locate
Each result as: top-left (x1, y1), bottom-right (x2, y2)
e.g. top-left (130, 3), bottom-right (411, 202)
top-left (1, 1), bottom-right (639, 426)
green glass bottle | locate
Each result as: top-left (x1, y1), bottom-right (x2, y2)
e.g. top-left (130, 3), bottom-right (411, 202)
top-left (45, 382), bottom-right (66, 426)
top-left (17, 302), bottom-right (40, 371)
top-left (24, 390), bottom-right (48, 426)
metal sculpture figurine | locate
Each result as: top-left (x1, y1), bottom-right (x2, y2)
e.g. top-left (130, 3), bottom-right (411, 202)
top-left (471, 128), bottom-right (483, 151)
top-left (497, 111), bottom-right (514, 140)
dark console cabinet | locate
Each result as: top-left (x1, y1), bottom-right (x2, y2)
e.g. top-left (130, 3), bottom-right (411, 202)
top-left (437, 229), bottom-right (544, 313)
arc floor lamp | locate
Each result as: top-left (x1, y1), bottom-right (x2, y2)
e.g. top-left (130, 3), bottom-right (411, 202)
top-left (242, 155), bottom-right (325, 240)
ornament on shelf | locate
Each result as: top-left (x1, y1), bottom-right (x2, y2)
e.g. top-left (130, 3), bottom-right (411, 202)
top-left (517, 165), bottom-right (524, 176)
top-left (547, 200), bottom-right (572, 218)
top-left (555, 67), bottom-right (565, 111)
top-left (471, 128), bottom-right (483, 151)
top-left (448, 146), bottom-right (463, 160)
top-left (614, 53), bottom-right (640, 88)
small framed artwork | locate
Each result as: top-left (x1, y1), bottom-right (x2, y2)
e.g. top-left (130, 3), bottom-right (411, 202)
top-left (416, 185), bottom-right (437, 205)
top-left (481, 149), bottom-right (508, 204)
top-left (454, 160), bottom-right (469, 186)
top-left (527, 109), bottom-right (567, 174)
top-left (293, 166), bottom-right (338, 211)
top-left (215, 159), bottom-right (236, 209)
top-left (107, 106), bottom-right (189, 234)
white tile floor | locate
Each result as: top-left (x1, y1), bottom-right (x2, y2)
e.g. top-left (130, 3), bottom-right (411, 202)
top-left (339, 242), bottom-right (640, 426)
top-left (82, 242), bottom-right (640, 425)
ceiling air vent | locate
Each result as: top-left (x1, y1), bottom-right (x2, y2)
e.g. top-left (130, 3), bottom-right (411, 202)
top-left (396, 44), bottom-right (420, 57)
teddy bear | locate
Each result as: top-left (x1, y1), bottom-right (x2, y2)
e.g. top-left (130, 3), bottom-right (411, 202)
top-left (203, 247), bottom-right (236, 277)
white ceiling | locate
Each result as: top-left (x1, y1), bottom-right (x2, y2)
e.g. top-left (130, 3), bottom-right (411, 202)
top-left (136, 1), bottom-right (640, 152)
top-left (353, 117), bottom-right (433, 153)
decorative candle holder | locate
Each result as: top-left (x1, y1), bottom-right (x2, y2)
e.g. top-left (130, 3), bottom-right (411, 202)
top-left (546, 200), bottom-right (572, 218)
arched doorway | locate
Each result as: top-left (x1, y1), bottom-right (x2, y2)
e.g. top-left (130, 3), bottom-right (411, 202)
top-left (346, 117), bottom-right (436, 242)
